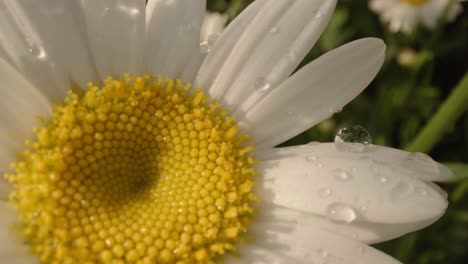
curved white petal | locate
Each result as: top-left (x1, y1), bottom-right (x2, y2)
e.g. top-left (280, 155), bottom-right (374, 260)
top-left (0, 173), bottom-right (11, 201)
top-left (197, 0), bottom-right (336, 112)
top-left (145, 0), bottom-right (205, 81)
top-left (253, 203), bottom-right (440, 245)
top-left (195, 0), bottom-right (266, 93)
top-left (0, 58), bottom-right (51, 172)
top-left (0, 0), bottom-right (97, 101)
top-left (81, 0), bottom-right (145, 79)
top-left (255, 143), bottom-right (448, 224)
top-left (0, 202), bottom-right (39, 263)
top-left (226, 216), bottom-right (401, 264)
top-left (243, 38), bottom-right (385, 148)
top-left (200, 12), bottom-right (228, 42)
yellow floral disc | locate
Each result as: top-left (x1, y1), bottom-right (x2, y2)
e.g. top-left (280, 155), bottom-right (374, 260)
top-left (5, 74), bottom-right (257, 263)
top-left (401, 0), bottom-right (427, 5)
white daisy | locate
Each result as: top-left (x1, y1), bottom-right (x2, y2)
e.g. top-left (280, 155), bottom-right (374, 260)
top-left (370, 0), bottom-right (464, 33)
top-left (0, 0), bottom-right (451, 263)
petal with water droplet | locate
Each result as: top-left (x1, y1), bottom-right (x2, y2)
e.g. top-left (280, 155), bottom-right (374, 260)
top-left (0, 0), bottom-right (96, 100)
top-left (243, 38), bottom-right (385, 148)
top-left (225, 209), bottom-right (402, 264)
top-left (256, 143), bottom-right (448, 224)
top-left (81, 0), bottom-right (145, 80)
top-left (196, 0), bottom-right (337, 113)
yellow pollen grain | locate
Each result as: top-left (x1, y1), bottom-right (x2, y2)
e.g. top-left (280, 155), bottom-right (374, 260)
top-left (5, 74), bottom-right (257, 263)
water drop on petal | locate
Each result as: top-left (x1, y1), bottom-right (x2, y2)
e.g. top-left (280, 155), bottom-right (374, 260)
top-left (318, 187), bottom-right (332, 198)
top-left (305, 155), bottom-right (317, 162)
top-left (334, 169), bottom-right (352, 181)
top-left (326, 203), bottom-right (356, 223)
top-left (254, 77), bottom-right (271, 92)
top-left (269, 26), bottom-right (279, 33)
top-left (390, 181), bottom-right (413, 202)
top-left (315, 10), bottom-right (323, 18)
top-left (334, 125), bottom-right (372, 153)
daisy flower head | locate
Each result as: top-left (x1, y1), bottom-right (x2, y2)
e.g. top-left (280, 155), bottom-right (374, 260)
top-left (0, 0), bottom-right (452, 263)
top-left (369, 0), bottom-right (464, 33)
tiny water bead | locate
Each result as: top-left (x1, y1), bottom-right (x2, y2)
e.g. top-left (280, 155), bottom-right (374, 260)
top-left (333, 169), bottom-right (352, 181)
top-left (334, 125), bottom-right (372, 153)
top-left (4, 75), bottom-right (257, 263)
top-left (253, 77), bottom-right (271, 92)
top-left (325, 203), bottom-right (356, 223)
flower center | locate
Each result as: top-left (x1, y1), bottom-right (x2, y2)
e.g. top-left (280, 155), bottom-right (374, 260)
top-left (5, 75), bottom-right (257, 263)
top-left (400, 0), bottom-right (428, 6)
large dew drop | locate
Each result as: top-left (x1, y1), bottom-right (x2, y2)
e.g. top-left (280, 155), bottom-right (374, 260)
top-left (334, 125), bottom-right (372, 153)
top-left (325, 203), bottom-right (356, 223)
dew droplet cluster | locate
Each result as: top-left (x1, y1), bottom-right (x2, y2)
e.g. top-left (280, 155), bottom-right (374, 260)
top-left (5, 75), bottom-right (257, 263)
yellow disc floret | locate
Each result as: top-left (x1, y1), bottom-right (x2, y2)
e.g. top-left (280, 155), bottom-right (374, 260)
top-left (5, 74), bottom-right (257, 263)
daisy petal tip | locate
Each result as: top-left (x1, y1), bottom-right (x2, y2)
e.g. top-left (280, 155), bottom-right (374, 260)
top-left (436, 162), bottom-right (455, 182)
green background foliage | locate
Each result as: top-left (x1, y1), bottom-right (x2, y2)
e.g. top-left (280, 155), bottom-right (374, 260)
top-left (206, 0), bottom-right (468, 263)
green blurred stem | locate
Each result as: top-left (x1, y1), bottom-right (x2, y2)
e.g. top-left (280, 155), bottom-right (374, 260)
top-left (405, 73), bottom-right (468, 153)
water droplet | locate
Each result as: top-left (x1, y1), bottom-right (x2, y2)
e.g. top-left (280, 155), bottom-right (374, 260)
top-left (314, 162), bottom-right (324, 168)
top-left (416, 187), bottom-right (428, 196)
top-left (326, 203), bottom-right (356, 223)
top-left (334, 169), bottom-right (352, 181)
top-left (28, 46), bottom-right (47, 59)
top-left (408, 152), bottom-right (432, 162)
top-left (318, 248), bottom-right (328, 258)
top-left (376, 174), bottom-right (389, 183)
top-left (357, 246), bottom-right (365, 253)
top-left (199, 34), bottom-right (219, 54)
top-left (334, 125), bottom-right (372, 153)
top-left (315, 10), bottom-right (323, 18)
top-left (254, 77), bottom-right (271, 92)
top-left (305, 155), bottom-right (317, 162)
top-left (360, 205), bottom-right (367, 212)
top-left (390, 181), bottom-right (413, 202)
top-left (307, 141), bottom-right (321, 146)
top-left (318, 187), bottom-right (332, 198)
top-left (200, 41), bottom-right (210, 54)
top-left (269, 26), bottom-right (279, 34)
top-left (287, 50), bottom-right (297, 62)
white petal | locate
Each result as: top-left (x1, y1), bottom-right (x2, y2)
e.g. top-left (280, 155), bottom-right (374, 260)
top-left (226, 215), bottom-right (401, 264)
top-left (198, 0), bottom-right (336, 111)
top-left (243, 38), bottom-right (385, 148)
top-left (81, 0), bottom-right (145, 79)
top-left (0, 202), bottom-right (39, 263)
top-left (255, 143), bottom-right (448, 224)
top-left (0, 176), bottom-right (11, 201)
top-left (145, 0), bottom-right (205, 80)
top-left (251, 203), bottom-right (440, 245)
top-left (180, 47), bottom-right (203, 85)
top-left (195, 0), bottom-right (266, 92)
top-left (0, 58), bottom-right (51, 172)
top-left (200, 12), bottom-right (228, 42)
top-left (0, 0), bottom-right (97, 100)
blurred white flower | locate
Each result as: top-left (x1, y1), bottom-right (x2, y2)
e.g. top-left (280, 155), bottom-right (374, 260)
top-left (370, 0), bottom-right (464, 33)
